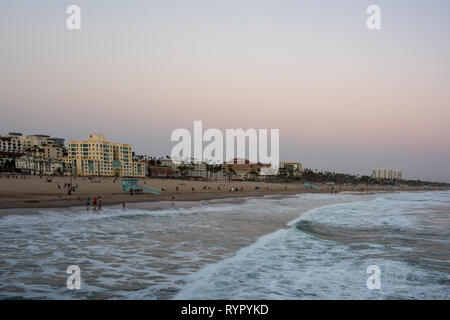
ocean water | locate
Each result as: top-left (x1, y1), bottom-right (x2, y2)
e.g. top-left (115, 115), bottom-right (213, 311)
top-left (0, 191), bottom-right (449, 299)
top-left (176, 191), bottom-right (450, 299)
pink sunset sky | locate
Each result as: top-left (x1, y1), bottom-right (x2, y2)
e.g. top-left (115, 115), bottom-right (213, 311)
top-left (1, 1), bottom-right (449, 181)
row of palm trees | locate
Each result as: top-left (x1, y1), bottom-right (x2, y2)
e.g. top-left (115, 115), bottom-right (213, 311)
top-left (174, 163), bottom-right (242, 181)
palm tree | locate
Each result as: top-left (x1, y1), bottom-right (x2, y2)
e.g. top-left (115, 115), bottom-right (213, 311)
top-left (205, 164), bottom-right (212, 180)
top-left (226, 167), bottom-right (236, 181)
top-left (206, 164), bottom-right (222, 180)
top-left (25, 145), bottom-right (44, 157)
top-left (177, 165), bottom-right (189, 177)
top-left (25, 145), bottom-right (45, 174)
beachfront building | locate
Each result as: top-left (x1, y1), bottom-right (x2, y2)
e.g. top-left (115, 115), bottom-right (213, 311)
top-left (222, 158), bottom-right (271, 180)
top-left (372, 169), bottom-right (403, 180)
top-left (1, 132), bottom-right (68, 174)
top-left (15, 156), bottom-right (65, 175)
top-left (279, 161), bottom-right (303, 177)
top-left (188, 162), bottom-right (208, 179)
top-left (205, 164), bottom-right (225, 181)
top-left (66, 134), bottom-right (146, 177)
top-left (148, 165), bottom-right (174, 178)
top-left (0, 135), bottom-right (23, 154)
top-left (0, 135), bottom-right (24, 170)
top-left (133, 161), bottom-right (147, 177)
top-left (6, 133), bottom-right (65, 159)
top-left (0, 135), bottom-right (22, 172)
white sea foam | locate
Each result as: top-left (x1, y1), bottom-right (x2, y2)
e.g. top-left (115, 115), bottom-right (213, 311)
top-left (0, 191), bottom-right (448, 299)
top-left (175, 191), bottom-right (450, 299)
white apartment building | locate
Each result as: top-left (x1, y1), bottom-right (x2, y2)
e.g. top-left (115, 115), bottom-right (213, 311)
top-left (372, 169), bottom-right (403, 180)
top-left (3, 133), bottom-right (65, 159)
top-left (0, 136), bottom-right (23, 154)
top-left (15, 156), bottom-right (65, 175)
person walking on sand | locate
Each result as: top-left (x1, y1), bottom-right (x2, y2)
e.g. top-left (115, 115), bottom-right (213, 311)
top-left (86, 197), bottom-right (90, 210)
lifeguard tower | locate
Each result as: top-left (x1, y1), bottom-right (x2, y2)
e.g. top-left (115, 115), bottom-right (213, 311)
top-left (121, 178), bottom-right (162, 195)
top-left (304, 182), bottom-right (321, 190)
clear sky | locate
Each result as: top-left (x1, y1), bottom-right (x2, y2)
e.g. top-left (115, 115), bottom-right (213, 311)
top-left (1, 1), bottom-right (449, 182)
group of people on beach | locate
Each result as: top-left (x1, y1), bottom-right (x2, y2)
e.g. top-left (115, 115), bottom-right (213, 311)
top-left (85, 196), bottom-right (127, 210)
top-left (57, 182), bottom-right (78, 195)
top-left (85, 196), bottom-right (102, 210)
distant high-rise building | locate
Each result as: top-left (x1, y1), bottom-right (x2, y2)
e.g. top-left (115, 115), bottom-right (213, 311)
top-left (372, 169), bottom-right (403, 180)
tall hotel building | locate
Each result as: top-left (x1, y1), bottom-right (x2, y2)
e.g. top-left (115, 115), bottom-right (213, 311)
top-left (66, 134), bottom-right (146, 177)
top-left (372, 169), bottom-right (403, 180)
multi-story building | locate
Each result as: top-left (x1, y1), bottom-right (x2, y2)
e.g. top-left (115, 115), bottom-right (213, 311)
top-left (15, 156), bottom-right (65, 175)
top-left (66, 134), bottom-right (146, 177)
top-left (222, 158), bottom-right (271, 178)
top-left (148, 165), bottom-right (174, 178)
top-left (188, 162), bottom-right (208, 179)
top-left (279, 161), bottom-right (302, 177)
top-left (133, 161), bottom-right (147, 177)
top-left (1, 132), bottom-right (67, 174)
top-left (6, 133), bottom-right (65, 159)
top-left (372, 169), bottom-right (403, 180)
top-left (0, 135), bottom-right (23, 155)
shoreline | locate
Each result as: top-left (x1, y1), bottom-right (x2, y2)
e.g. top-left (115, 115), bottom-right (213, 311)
top-left (0, 176), bottom-right (445, 215)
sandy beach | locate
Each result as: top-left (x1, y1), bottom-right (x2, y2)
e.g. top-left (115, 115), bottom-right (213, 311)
top-left (0, 175), bottom-right (441, 212)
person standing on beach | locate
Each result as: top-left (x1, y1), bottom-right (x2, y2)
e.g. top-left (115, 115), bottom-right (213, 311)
top-left (122, 202), bottom-right (126, 210)
top-left (86, 197), bottom-right (90, 210)
top-left (98, 196), bottom-right (102, 209)
top-left (93, 197), bottom-right (97, 210)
